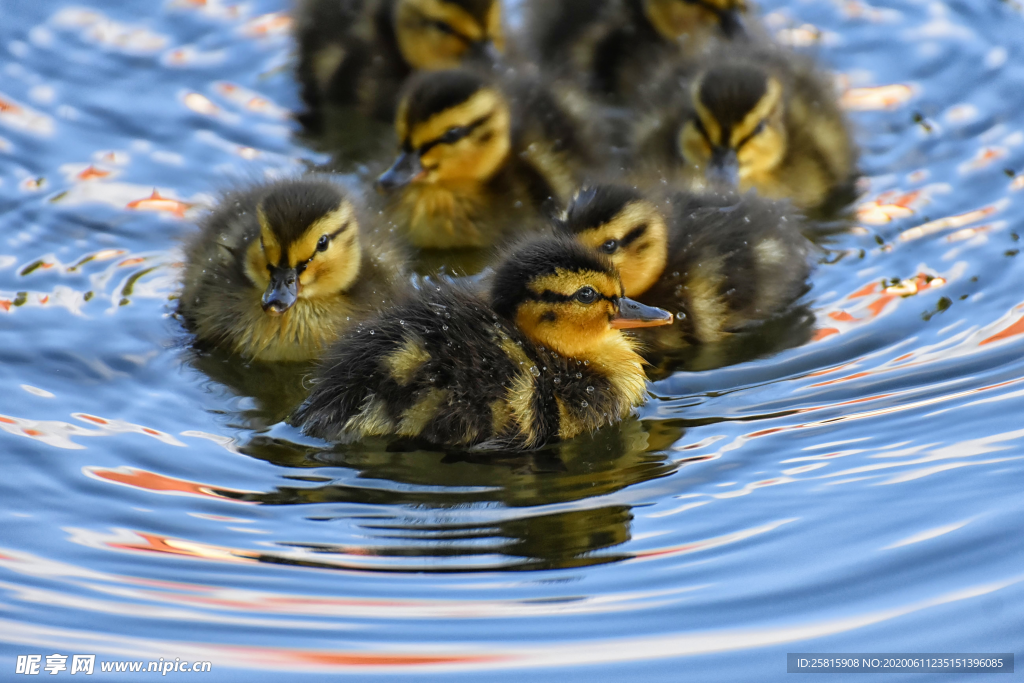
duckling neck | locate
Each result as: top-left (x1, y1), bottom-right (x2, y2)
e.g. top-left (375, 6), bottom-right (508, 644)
top-left (393, 180), bottom-right (499, 248)
top-left (556, 334), bottom-right (649, 409)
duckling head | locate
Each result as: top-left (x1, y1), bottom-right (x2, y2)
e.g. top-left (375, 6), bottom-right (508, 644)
top-left (642, 0), bottom-right (746, 41)
top-left (393, 0), bottom-right (504, 71)
top-left (558, 185), bottom-right (670, 299)
top-left (678, 63), bottom-right (786, 189)
top-left (243, 180), bottom-right (362, 315)
top-left (491, 236), bottom-right (672, 360)
top-left (376, 69), bottom-right (511, 192)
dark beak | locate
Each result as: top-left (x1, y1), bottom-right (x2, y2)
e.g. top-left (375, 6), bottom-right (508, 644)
top-left (719, 9), bottom-right (746, 39)
top-left (375, 150), bottom-right (423, 193)
top-left (261, 267), bottom-right (299, 315)
top-left (469, 39), bottom-right (502, 68)
top-left (707, 146), bottom-right (740, 189)
top-left (611, 298), bottom-right (673, 329)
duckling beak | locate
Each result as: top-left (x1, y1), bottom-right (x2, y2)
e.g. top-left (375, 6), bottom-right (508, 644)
top-left (707, 146), bottom-right (740, 189)
top-left (719, 9), bottom-right (746, 38)
top-left (375, 151), bottom-right (424, 193)
top-left (611, 298), bottom-right (674, 329)
top-left (469, 39), bottom-right (502, 68)
top-left (262, 267), bottom-right (299, 315)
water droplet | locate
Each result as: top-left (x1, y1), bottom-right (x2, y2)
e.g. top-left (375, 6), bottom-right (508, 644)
top-left (583, 360), bottom-right (589, 366)
top-left (675, 311), bottom-right (686, 320)
top-left (581, 400), bottom-right (589, 408)
top-left (399, 319), bottom-right (405, 326)
top-left (553, 376), bottom-right (561, 385)
top-left (369, 330), bottom-right (375, 335)
top-left (575, 372), bottom-right (582, 379)
top-left (586, 386), bottom-right (594, 393)
top-left (529, 365), bottom-right (540, 377)
top-left (442, 324), bottom-right (449, 331)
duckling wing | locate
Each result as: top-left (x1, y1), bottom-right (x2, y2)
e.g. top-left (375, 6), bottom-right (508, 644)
top-left (296, 286), bottom-right (529, 448)
top-left (650, 192), bottom-right (812, 342)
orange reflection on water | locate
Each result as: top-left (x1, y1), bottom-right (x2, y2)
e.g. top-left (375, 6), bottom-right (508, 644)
top-left (856, 189), bottom-right (927, 225)
top-left (126, 189), bottom-right (193, 218)
top-left (85, 466), bottom-right (256, 503)
top-left (980, 303), bottom-right (1024, 346)
top-left (812, 273), bottom-right (947, 342)
top-left (631, 519), bottom-right (796, 561)
top-left (840, 84), bottom-right (914, 111)
top-left (899, 200), bottom-right (1008, 242)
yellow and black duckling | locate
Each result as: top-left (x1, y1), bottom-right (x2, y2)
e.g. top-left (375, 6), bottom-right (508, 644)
top-left (294, 235), bottom-right (673, 450)
top-left (526, 0), bottom-right (749, 102)
top-left (633, 44), bottom-right (857, 212)
top-left (294, 0), bottom-right (504, 125)
top-left (557, 184), bottom-right (811, 346)
top-left (178, 177), bottom-right (406, 363)
top-left (375, 68), bottom-right (601, 249)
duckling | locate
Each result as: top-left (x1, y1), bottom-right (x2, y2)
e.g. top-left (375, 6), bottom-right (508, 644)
top-left (526, 0), bottom-right (749, 102)
top-left (375, 68), bottom-right (601, 249)
top-left (633, 44), bottom-right (857, 212)
top-left (178, 177), bottom-right (406, 363)
top-left (294, 0), bottom-right (504, 125)
top-left (294, 236), bottom-right (672, 450)
top-left (557, 184), bottom-right (811, 346)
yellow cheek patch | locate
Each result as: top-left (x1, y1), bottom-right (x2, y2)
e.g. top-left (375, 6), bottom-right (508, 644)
top-left (382, 337), bottom-right (432, 386)
top-left (691, 80), bottom-right (722, 145)
top-left (402, 0), bottom-right (485, 42)
top-left (244, 238), bottom-right (270, 288)
top-left (730, 78), bottom-right (783, 147)
top-left (256, 207), bottom-right (282, 265)
top-left (485, 3), bottom-right (504, 51)
top-left (680, 121), bottom-right (713, 164)
top-left (410, 90), bottom-right (504, 149)
top-left (288, 203), bottom-right (356, 267)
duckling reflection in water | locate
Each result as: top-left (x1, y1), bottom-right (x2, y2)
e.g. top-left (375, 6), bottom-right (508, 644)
top-left (526, 0), bottom-right (749, 101)
top-left (376, 68), bottom-right (601, 250)
top-left (295, 0), bottom-right (504, 124)
top-left (558, 184), bottom-right (812, 353)
top-left (634, 45), bottom-right (857, 212)
top-left (178, 177), bottom-right (406, 362)
top-left (295, 236), bottom-right (673, 450)
top-left (239, 416), bottom-right (685, 570)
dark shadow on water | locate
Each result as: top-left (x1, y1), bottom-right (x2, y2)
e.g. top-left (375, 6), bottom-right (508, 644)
top-left (223, 418), bottom-right (687, 571)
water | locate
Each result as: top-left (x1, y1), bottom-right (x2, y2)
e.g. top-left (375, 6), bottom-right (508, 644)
top-left (2, 0), bottom-right (1024, 680)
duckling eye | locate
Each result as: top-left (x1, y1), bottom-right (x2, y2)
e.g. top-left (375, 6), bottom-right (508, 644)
top-left (752, 120), bottom-right (766, 136)
top-left (316, 235), bottom-right (330, 252)
top-left (439, 126), bottom-right (471, 145)
top-left (574, 286), bottom-right (599, 304)
top-left (600, 239), bottom-right (618, 254)
top-left (427, 19), bottom-right (458, 37)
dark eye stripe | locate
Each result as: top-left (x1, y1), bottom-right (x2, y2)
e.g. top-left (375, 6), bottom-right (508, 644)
top-left (418, 113), bottom-right (492, 153)
top-left (735, 120), bottom-right (767, 151)
top-left (619, 223), bottom-right (648, 248)
top-left (524, 290), bottom-right (616, 305)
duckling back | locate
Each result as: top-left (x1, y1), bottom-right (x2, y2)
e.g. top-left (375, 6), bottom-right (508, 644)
top-left (526, 0), bottom-right (751, 102)
top-left (296, 236), bottom-right (668, 449)
top-left (178, 177), bottom-right (405, 362)
top-left (653, 191), bottom-right (812, 343)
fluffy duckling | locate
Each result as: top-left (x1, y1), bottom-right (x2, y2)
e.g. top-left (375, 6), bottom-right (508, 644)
top-left (633, 45), bottom-right (857, 212)
top-left (178, 178), bottom-right (405, 362)
top-left (295, 236), bottom-right (673, 450)
top-left (558, 184), bottom-right (811, 345)
top-left (376, 68), bottom-right (600, 249)
top-left (526, 0), bottom-right (749, 101)
top-left (295, 0), bottom-right (504, 125)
